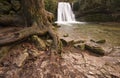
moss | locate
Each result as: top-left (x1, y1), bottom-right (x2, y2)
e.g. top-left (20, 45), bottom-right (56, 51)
top-left (74, 0), bottom-right (120, 22)
top-left (84, 14), bottom-right (114, 22)
top-left (44, 0), bottom-right (57, 15)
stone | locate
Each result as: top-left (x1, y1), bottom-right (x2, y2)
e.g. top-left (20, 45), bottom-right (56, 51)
top-left (60, 39), bottom-right (74, 46)
top-left (46, 39), bottom-right (53, 47)
top-left (96, 39), bottom-right (106, 43)
top-left (74, 40), bottom-right (85, 44)
top-left (90, 39), bottom-right (106, 43)
top-left (85, 43), bottom-right (105, 56)
top-left (32, 35), bottom-right (46, 50)
top-left (74, 43), bottom-right (85, 50)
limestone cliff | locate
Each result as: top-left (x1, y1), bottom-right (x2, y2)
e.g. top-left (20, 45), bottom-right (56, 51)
top-left (73, 0), bottom-right (120, 22)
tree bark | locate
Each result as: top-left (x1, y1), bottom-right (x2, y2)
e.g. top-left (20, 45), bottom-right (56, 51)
top-left (0, 0), bottom-right (60, 51)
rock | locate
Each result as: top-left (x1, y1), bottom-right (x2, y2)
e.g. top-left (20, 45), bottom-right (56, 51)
top-left (13, 49), bottom-right (29, 67)
top-left (74, 43), bottom-right (85, 50)
top-left (74, 40), bottom-right (85, 44)
top-left (90, 39), bottom-right (106, 43)
top-left (32, 35), bottom-right (46, 50)
top-left (46, 39), bottom-right (53, 47)
top-left (96, 39), bottom-right (106, 43)
top-left (60, 39), bottom-right (74, 46)
top-left (60, 39), bottom-right (68, 46)
top-left (85, 43), bottom-right (105, 56)
top-left (74, 0), bottom-right (120, 22)
top-left (63, 33), bottom-right (69, 37)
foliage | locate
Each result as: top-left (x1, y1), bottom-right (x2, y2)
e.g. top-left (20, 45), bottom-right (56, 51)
top-left (44, 0), bottom-right (57, 15)
top-left (84, 14), bottom-right (114, 22)
top-left (73, 0), bottom-right (120, 22)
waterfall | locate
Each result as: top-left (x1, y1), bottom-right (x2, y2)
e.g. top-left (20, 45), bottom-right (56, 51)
top-left (55, 2), bottom-right (85, 24)
top-left (55, 2), bottom-right (76, 24)
top-left (57, 2), bottom-right (75, 22)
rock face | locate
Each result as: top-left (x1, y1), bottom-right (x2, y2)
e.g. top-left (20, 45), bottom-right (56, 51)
top-left (73, 0), bottom-right (120, 22)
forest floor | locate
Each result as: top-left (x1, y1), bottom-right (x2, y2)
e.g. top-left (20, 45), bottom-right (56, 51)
top-left (0, 25), bottom-right (120, 78)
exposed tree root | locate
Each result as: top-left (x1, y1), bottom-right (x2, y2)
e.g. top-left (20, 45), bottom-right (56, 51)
top-left (0, 0), bottom-right (62, 55)
top-left (0, 15), bottom-right (25, 26)
top-left (0, 22), bottom-right (61, 54)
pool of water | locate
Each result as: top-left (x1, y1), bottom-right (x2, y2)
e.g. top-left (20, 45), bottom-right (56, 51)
top-left (58, 23), bottom-right (120, 47)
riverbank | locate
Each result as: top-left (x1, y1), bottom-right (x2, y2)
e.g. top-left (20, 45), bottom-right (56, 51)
top-left (0, 23), bottom-right (120, 78)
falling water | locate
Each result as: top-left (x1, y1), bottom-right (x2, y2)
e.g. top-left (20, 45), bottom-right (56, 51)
top-left (55, 2), bottom-right (83, 24)
top-left (57, 2), bottom-right (75, 22)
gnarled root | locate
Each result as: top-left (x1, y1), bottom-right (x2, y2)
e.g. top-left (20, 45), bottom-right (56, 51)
top-left (0, 23), bottom-right (62, 54)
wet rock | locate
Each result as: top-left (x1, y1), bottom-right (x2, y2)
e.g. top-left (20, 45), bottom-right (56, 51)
top-left (85, 43), bottom-right (105, 56)
top-left (90, 39), bottom-right (106, 44)
top-left (96, 39), bottom-right (106, 43)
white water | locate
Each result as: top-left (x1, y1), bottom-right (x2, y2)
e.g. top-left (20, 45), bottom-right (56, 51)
top-left (55, 2), bottom-right (85, 24)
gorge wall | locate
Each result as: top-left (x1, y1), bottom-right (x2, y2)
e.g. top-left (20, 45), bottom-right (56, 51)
top-left (73, 0), bottom-right (120, 22)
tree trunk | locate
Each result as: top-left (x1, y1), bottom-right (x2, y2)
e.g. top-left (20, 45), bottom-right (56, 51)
top-left (0, 0), bottom-right (60, 52)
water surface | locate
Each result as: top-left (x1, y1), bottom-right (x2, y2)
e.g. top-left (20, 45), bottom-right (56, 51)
top-left (58, 23), bottom-right (120, 47)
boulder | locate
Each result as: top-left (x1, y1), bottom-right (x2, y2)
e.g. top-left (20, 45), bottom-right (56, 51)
top-left (31, 35), bottom-right (46, 50)
top-left (74, 43), bottom-right (85, 50)
top-left (90, 39), bottom-right (106, 44)
top-left (85, 43), bottom-right (105, 56)
top-left (60, 39), bottom-right (74, 46)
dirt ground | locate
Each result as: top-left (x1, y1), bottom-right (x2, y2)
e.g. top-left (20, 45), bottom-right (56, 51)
top-left (0, 26), bottom-right (120, 78)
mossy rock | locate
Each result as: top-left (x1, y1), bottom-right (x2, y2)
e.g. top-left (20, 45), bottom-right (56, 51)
top-left (74, 43), bottom-right (85, 51)
top-left (90, 39), bottom-right (106, 44)
top-left (85, 43), bottom-right (105, 56)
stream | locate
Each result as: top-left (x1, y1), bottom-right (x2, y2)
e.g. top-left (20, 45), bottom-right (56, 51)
top-left (58, 23), bottom-right (120, 48)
